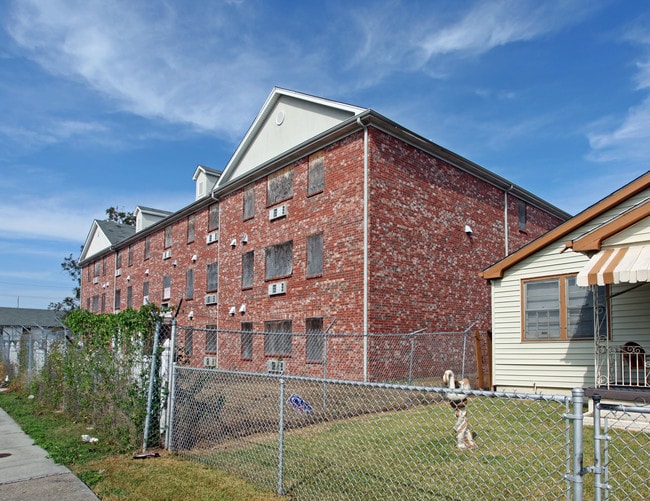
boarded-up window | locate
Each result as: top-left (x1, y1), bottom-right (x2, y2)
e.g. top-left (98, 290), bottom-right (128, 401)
top-left (127, 286), bottom-right (133, 308)
top-left (114, 289), bottom-right (121, 310)
top-left (116, 250), bottom-right (122, 268)
top-left (185, 328), bottom-right (193, 356)
top-left (185, 269), bottom-right (194, 299)
top-left (164, 226), bottom-right (172, 248)
top-left (187, 214), bottom-right (195, 243)
top-left (207, 262), bottom-right (219, 292)
top-left (143, 281), bottom-right (149, 299)
top-left (206, 325), bottom-right (217, 353)
top-left (306, 317), bottom-right (324, 362)
top-left (243, 188), bottom-right (255, 220)
top-left (102, 258), bottom-right (106, 275)
top-left (307, 233), bottom-right (323, 277)
top-left (241, 322), bottom-right (253, 359)
top-left (518, 200), bottom-right (527, 231)
top-left (144, 236), bottom-right (151, 260)
top-left (265, 241), bottom-right (293, 280)
top-left (242, 251), bottom-right (254, 289)
top-left (92, 295), bottom-right (99, 312)
top-left (93, 261), bottom-right (100, 277)
top-left (128, 245), bottom-right (134, 267)
top-left (308, 151), bottom-right (324, 195)
top-left (163, 275), bottom-right (171, 300)
top-left (208, 204), bottom-right (220, 231)
top-left (101, 293), bottom-right (106, 313)
top-left (264, 319), bottom-right (292, 356)
top-left (267, 166), bottom-right (293, 206)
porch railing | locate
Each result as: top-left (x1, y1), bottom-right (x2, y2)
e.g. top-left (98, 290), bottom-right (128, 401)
top-left (610, 348), bottom-right (649, 388)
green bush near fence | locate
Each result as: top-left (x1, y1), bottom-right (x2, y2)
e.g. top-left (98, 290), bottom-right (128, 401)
top-left (31, 305), bottom-right (163, 449)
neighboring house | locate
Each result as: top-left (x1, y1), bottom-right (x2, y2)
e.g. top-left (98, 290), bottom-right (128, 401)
top-left (79, 87), bottom-right (568, 381)
top-left (482, 172), bottom-right (650, 400)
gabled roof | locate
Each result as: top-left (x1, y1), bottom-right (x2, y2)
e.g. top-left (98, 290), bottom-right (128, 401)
top-left (0, 307), bottom-right (64, 328)
top-left (79, 219), bottom-right (136, 263)
top-left (216, 87), bottom-right (366, 187)
top-left (192, 164), bottom-right (222, 181)
top-left (134, 206), bottom-right (173, 218)
top-left (481, 171), bottom-right (650, 280)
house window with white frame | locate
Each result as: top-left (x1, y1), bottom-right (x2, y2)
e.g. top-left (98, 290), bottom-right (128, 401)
top-left (523, 274), bottom-right (607, 341)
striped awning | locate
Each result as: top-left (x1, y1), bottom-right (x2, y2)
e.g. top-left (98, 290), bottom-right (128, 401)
top-left (576, 245), bottom-right (650, 286)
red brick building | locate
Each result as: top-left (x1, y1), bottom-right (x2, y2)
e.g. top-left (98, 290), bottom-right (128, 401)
top-left (79, 88), bottom-right (568, 381)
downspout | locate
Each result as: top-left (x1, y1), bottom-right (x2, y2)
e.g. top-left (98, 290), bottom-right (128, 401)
top-left (504, 185), bottom-right (513, 256)
top-left (357, 116), bottom-right (369, 382)
top-left (210, 190), bottom-right (221, 367)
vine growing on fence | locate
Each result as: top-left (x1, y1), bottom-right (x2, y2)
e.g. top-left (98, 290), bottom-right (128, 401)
top-left (36, 305), bottom-right (163, 448)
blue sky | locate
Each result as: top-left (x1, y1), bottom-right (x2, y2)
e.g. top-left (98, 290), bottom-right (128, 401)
top-left (1, 0), bottom-right (649, 309)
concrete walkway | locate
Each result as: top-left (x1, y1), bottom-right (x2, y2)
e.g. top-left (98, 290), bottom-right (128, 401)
top-left (0, 406), bottom-right (99, 500)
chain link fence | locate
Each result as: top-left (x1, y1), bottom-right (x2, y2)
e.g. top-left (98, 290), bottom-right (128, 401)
top-left (169, 367), bottom-right (576, 500)
top-left (0, 328), bottom-right (67, 387)
top-left (172, 324), bottom-right (491, 387)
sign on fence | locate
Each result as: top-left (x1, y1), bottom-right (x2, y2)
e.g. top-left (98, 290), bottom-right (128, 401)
top-left (287, 393), bottom-right (312, 415)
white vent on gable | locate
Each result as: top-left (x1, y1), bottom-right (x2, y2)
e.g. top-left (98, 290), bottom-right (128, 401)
top-left (203, 356), bottom-right (217, 368)
top-left (92, 277), bottom-right (99, 284)
top-left (268, 281), bottom-right (287, 296)
top-left (115, 268), bottom-right (121, 277)
top-left (162, 249), bottom-right (172, 260)
top-left (267, 360), bottom-right (285, 373)
top-left (269, 204), bottom-right (287, 221)
top-left (206, 231), bottom-right (219, 244)
top-left (204, 294), bottom-right (217, 305)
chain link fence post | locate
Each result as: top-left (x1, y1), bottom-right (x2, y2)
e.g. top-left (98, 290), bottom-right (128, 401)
top-left (143, 321), bottom-right (161, 452)
top-left (571, 387), bottom-right (585, 501)
top-left (277, 377), bottom-right (285, 496)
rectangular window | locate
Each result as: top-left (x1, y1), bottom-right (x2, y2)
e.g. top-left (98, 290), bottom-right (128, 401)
top-left (518, 200), bottom-right (527, 232)
top-left (265, 240), bottom-right (293, 280)
top-left (267, 165), bottom-right (293, 206)
top-left (128, 245), bottom-right (134, 267)
top-left (163, 275), bottom-right (171, 300)
top-left (208, 204), bottom-right (219, 231)
top-left (185, 328), bottom-right (193, 356)
top-left (207, 262), bottom-right (218, 292)
top-left (264, 319), bottom-right (292, 356)
top-left (523, 275), bottom-right (607, 341)
top-left (93, 261), bottom-right (100, 277)
top-left (164, 226), bottom-right (172, 248)
top-left (144, 236), bottom-right (151, 260)
top-left (187, 214), bottom-right (195, 243)
top-left (101, 293), bottom-right (106, 313)
top-left (241, 322), bottom-right (253, 359)
top-left (307, 233), bottom-right (323, 277)
top-left (103, 258), bottom-right (106, 276)
top-left (243, 187), bottom-right (255, 220)
top-left (306, 317), bottom-right (324, 362)
top-left (127, 286), bottom-right (133, 308)
top-left (308, 151), bottom-right (324, 195)
top-left (116, 250), bottom-right (122, 269)
top-left (92, 295), bottom-right (99, 312)
top-left (114, 289), bottom-right (121, 310)
top-left (242, 251), bottom-right (254, 289)
top-left (143, 281), bottom-right (149, 299)
top-left (206, 324), bottom-right (217, 353)
top-left (185, 269), bottom-right (194, 300)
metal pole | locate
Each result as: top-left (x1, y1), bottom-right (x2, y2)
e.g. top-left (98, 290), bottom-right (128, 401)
top-left (165, 319), bottom-right (177, 449)
top-left (571, 387), bottom-right (585, 501)
top-left (592, 394), bottom-right (602, 501)
top-left (167, 362), bottom-right (177, 452)
top-left (278, 377), bottom-right (285, 496)
top-left (143, 322), bottom-right (161, 452)
top-left (407, 328), bottom-right (425, 384)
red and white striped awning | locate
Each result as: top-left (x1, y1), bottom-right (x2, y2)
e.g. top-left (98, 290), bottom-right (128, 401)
top-left (576, 245), bottom-right (650, 286)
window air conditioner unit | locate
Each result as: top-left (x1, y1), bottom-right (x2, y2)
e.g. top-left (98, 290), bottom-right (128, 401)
top-left (204, 294), bottom-right (217, 305)
top-left (162, 249), bottom-right (172, 260)
top-left (115, 268), bottom-right (121, 277)
top-left (269, 204), bottom-right (287, 221)
top-left (206, 231), bottom-right (219, 244)
top-left (267, 360), bottom-right (285, 373)
top-left (268, 281), bottom-right (287, 296)
top-left (92, 277), bottom-right (99, 284)
top-left (203, 356), bottom-right (217, 368)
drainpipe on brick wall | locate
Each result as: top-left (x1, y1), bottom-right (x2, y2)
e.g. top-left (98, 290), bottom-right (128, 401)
top-left (210, 190), bottom-right (221, 367)
top-left (357, 116), bottom-right (369, 382)
top-left (504, 185), bottom-right (513, 256)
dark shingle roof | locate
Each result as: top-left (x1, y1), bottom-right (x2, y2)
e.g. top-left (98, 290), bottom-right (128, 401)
top-left (0, 307), bottom-right (64, 328)
top-left (96, 220), bottom-right (136, 246)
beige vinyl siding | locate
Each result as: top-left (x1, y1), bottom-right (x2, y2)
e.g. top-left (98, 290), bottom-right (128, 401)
top-left (491, 188), bottom-right (650, 393)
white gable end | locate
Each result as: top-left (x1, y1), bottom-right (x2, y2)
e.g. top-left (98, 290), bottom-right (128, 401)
top-left (84, 224), bottom-right (111, 260)
top-left (218, 88), bottom-right (365, 186)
